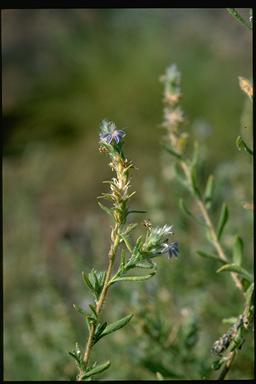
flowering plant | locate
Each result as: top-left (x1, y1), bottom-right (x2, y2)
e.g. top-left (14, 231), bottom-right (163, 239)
top-left (69, 120), bottom-right (179, 380)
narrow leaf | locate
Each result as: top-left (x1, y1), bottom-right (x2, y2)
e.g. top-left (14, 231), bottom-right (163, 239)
top-left (89, 304), bottom-right (98, 318)
top-left (179, 198), bottom-right (193, 218)
top-left (236, 136), bottom-right (253, 156)
top-left (179, 199), bottom-right (208, 227)
top-left (98, 201), bottom-right (113, 216)
top-left (196, 250), bottom-right (226, 264)
top-left (120, 249), bottom-right (126, 268)
top-left (127, 210), bottom-right (147, 215)
top-left (73, 304), bottom-right (88, 317)
top-left (227, 8), bottom-right (252, 30)
top-left (120, 234), bottom-right (133, 253)
top-left (216, 263), bottom-right (253, 283)
top-left (190, 163), bottom-right (201, 198)
top-left (122, 223), bottom-right (138, 235)
top-left (233, 236), bottom-right (244, 265)
top-left (245, 283), bottom-right (254, 307)
top-left (164, 144), bottom-right (182, 159)
top-left (222, 317), bottom-right (237, 325)
top-left (81, 361), bottom-right (111, 379)
top-left (68, 352), bottom-right (80, 367)
top-left (204, 174), bottom-right (214, 209)
top-left (112, 271), bottom-right (156, 283)
top-left (217, 203), bottom-right (229, 240)
top-left (100, 314), bottom-right (134, 339)
top-left (135, 259), bottom-right (155, 269)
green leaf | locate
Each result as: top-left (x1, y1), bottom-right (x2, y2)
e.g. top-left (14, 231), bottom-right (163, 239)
top-left (227, 8), bottom-right (252, 30)
top-left (179, 198), bottom-right (193, 218)
top-left (191, 141), bottom-right (199, 169)
top-left (112, 271), bottom-right (156, 283)
top-left (68, 351), bottom-right (81, 366)
top-left (135, 259), bottom-right (155, 269)
top-left (82, 272), bottom-right (94, 293)
top-left (100, 314), bottom-right (134, 339)
top-left (233, 236), bottom-right (244, 265)
top-left (216, 263), bottom-right (253, 283)
top-left (245, 283), bottom-right (254, 307)
top-left (196, 250), bottom-right (226, 264)
top-left (120, 249), bottom-right (126, 269)
top-left (204, 174), bottom-right (214, 209)
top-left (222, 317), bottom-right (237, 325)
top-left (98, 201), bottom-right (113, 216)
top-left (93, 322), bottom-right (108, 344)
top-left (89, 304), bottom-right (98, 318)
top-left (81, 361), bottom-right (111, 379)
top-left (120, 234), bottom-right (133, 253)
top-left (212, 359), bottom-right (222, 370)
top-left (190, 163), bottom-right (201, 198)
top-left (179, 199), bottom-right (208, 227)
top-left (69, 342), bottom-right (83, 368)
top-left (127, 210), bottom-right (147, 215)
top-left (164, 144), bottom-right (182, 159)
top-left (236, 136), bottom-right (253, 156)
top-left (122, 223), bottom-right (138, 236)
top-left (173, 163), bottom-right (188, 188)
top-left (73, 304), bottom-right (88, 317)
top-left (217, 203), bottom-right (229, 240)
top-left (142, 358), bottom-right (183, 379)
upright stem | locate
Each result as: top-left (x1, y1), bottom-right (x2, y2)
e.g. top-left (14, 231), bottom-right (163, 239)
top-left (80, 224), bottom-right (121, 378)
top-left (180, 161), bottom-right (244, 293)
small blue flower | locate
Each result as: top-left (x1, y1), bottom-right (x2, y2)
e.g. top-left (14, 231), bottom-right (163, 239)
top-left (161, 242), bottom-right (179, 259)
top-left (99, 120), bottom-right (126, 144)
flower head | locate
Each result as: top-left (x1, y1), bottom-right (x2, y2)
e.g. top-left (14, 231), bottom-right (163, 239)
top-left (99, 120), bottom-right (126, 144)
top-left (142, 224), bottom-right (175, 255)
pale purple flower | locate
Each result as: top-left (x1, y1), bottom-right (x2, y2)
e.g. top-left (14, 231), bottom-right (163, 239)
top-left (99, 120), bottom-right (126, 144)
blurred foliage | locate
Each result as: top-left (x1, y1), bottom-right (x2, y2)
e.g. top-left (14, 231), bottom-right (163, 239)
top-left (3, 8), bottom-right (253, 380)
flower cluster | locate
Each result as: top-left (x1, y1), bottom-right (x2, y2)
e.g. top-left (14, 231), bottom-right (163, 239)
top-left (99, 120), bottom-right (133, 224)
top-left (141, 224), bottom-right (179, 260)
top-left (161, 64), bottom-right (188, 154)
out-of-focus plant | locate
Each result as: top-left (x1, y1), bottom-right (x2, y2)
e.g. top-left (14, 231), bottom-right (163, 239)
top-left (159, 60), bottom-right (253, 380)
top-left (69, 120), bottom-right (179, 380)
top-left (132, 293), bottom-right (212, 380)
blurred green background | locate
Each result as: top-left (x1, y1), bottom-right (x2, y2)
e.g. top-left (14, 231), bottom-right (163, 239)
top-left (3, 9), bottom-right (253, 380)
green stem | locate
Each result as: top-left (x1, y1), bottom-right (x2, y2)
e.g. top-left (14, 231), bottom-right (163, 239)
top-left (217, 350), bottom-right (236, 380)
top-left (80, 224), bottom-right (121, 376)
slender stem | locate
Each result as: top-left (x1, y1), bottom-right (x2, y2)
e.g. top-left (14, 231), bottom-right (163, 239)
top-left (80, 224), bottom-right (121, 376)
top-left (217, 351), bottom-right (236, 380)
top-left (180, 160), bottom-right (244, 293)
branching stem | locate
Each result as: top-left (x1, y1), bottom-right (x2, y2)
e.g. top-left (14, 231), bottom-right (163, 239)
top-left (180, 160), bottom-right (244, 294)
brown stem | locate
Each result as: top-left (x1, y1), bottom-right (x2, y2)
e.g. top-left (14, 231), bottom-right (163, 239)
top-left (180, 161), bottom-right (244, 293)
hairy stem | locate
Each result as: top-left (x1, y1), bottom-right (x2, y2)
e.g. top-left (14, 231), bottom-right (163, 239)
top-left (81, 224), bottom-right (121, 376)
top-left (180, 160), bottom-right (244, 293)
